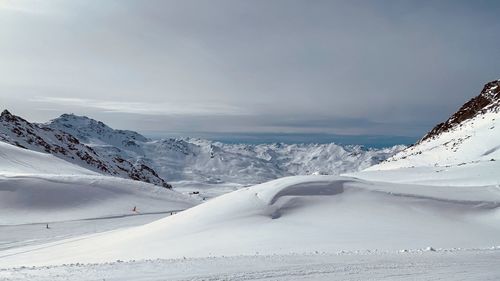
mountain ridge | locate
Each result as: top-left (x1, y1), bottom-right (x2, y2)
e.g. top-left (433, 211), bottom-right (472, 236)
top-left (0, 110), bottom-right (171, 188)
top-left (45, 114), bottom-right (404, 185)
top-left (1, 110), bottom-right (404, 187)
top-left (368, 79), bottom-right (500, 170)
top-left (420, 79), bottom-right (500, 143)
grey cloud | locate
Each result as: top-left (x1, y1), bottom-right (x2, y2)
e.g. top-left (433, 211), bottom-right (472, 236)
top-left (0, 0), bottom-right (499, 138)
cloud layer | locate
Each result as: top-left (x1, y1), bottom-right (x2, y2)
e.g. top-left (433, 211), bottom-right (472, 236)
top-left (1, 0), bottom-right (499, 138)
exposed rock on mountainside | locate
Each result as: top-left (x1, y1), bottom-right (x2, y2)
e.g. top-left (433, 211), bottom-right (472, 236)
top-left (421, 79), bottom-right (500, 142)
top-left (368, 79), bottom-right (500, 170)
top-left (0, 110), bottom-right (171, 188)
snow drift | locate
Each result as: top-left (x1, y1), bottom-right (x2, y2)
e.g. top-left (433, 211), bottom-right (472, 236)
top-left (1, 175), bottom-right (499, 266)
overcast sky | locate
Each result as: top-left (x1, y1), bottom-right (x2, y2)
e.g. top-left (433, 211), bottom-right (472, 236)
top-left (1, 0), bottom-right (499, 139)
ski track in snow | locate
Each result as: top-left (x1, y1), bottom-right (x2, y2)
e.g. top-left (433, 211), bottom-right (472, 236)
top-left (1, 175), bottom-right (499, 268)
top-left (1, 250), bottom-right (500, 281)
top-left (0, 213), bottom-right (173, 253)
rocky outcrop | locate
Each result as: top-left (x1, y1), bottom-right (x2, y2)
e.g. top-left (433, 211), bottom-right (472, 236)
top-left (420, 79), bottom-right (500, 143)
top-left (369, 78), bottom-right (500, 170)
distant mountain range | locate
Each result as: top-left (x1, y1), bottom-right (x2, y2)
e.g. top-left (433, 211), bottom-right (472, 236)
top-left (4, 79), bottom-right (498, 187)
top-left (0, 110), bottom-right (403, 187)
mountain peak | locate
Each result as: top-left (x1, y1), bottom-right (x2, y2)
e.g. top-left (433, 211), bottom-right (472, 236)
top-left (48, 113), bottom-right (149, 145)
top-left (55, 113), bottom-right (105, 127)
top-left (420, 79), bottom-right (500, 143)
top-left (481, 79), bottom-right (500, 100)
top-left (0, 109), bottom-right (30, 124)
top-left (369, 78), bottom-right (500, 171)
top-left (1, 109), bottom-right (12, 117)
top-left (50, 114), bottom-right (119, 134)
top-left (59, 113), bottom-right (85, 120)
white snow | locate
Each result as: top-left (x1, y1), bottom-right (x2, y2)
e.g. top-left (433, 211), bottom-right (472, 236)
top-left (1, 175), bottom-right (499, 268)
top-left (0, 142), bottom-right (196, 225)
top-left (347, 160), bottom-right (500, 186)
top-left (2, 250), bottom-right (500, 281)
top-left (368, 110), bottom-right (500, 170)
top-left (0, 142), bottom-right (95, 176)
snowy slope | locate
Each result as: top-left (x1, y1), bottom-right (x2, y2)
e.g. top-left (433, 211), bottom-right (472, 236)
top-left (47, 114), bottom-right (403, 186)
top-left (0, 175), bottom-right (195, 225)
top-left (0, 141), bottom-right (95, 176)
top-left (367, 79), bottom-right (500, 171)
top-left (0, 142), bottom-right (196, 225)
top-left (347, 160), bottom-right (500, 186)
top-left (1, 175), bottom-right (499, 266)
top-left (3, 250), bottom-right (500, 281)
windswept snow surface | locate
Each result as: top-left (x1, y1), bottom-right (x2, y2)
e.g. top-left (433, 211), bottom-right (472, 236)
top-left (347, 160), bottom-right (500, 186)
top-left (1, 175), bottom-right (499, 268)
top-left (3, 250), bottom-right (500, 281)
top-left (0, 142), bottom-right (196, 225)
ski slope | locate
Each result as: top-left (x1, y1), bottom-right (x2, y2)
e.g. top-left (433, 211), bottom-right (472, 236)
top-left (3, 250), bottom-right (500, 281)
top-left (0, 142), bottom-right (196, 225)
top-left (347, 160), bottom-right (500, 186)
top-left (1, 175), bottom-right (499, 267)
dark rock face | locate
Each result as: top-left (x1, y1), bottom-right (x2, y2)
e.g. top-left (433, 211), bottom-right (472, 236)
top-left (0, 111), bottom-right (171, 188)
top-left (420, 80), bottom-right (500, 143)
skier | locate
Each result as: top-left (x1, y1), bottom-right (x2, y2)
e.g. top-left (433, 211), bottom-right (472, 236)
top-left (46, 223), bottom-right (50, 229)
top-left (132, 206), bottom-right (137, 212)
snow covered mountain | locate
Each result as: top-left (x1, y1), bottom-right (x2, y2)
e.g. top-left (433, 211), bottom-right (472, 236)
top-left (367, 79), bottom-right (500, 171)
top-left (48, 113), bottom-right (149, 150)
top-left (45, 114), bottom-right (403, 186)
top-left (0, 110), bottom-right (171, 188)
top-left (0, 110), bottom-right (403, 193)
